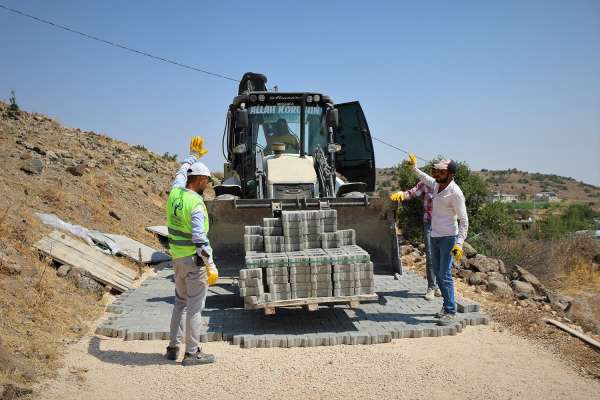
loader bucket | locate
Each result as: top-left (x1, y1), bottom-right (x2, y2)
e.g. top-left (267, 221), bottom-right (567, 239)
top-left (205, 196), bottom-right (401, 277)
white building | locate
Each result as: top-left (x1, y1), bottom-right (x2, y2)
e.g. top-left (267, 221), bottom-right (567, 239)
top-left (489, 192), bottom-right (519, 203)
top-left (535, 191), bottom-right (560, 202)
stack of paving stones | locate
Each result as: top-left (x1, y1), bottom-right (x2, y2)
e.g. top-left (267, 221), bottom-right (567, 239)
top-left (239, 210), bottom-right (376, 307)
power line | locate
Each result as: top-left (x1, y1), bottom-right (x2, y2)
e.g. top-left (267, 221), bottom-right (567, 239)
top-left (1, 3), bottom-right (431, 161)
top-left (0, 3), bottom-right (239, 82)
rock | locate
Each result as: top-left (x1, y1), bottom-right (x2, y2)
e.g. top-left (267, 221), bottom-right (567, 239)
top-left (417, 243), bottom-right (426, 251)
top-left (0, 384), bottom-right (33, 399)
top-left (487, 280), bottom-right (513, 298)
top-left (467, 254), bottom-right (505, 274)
top-left (20, 158), bottom-right (44, 174)
top-left (511, 280), bottom-right (535, 297)
top-left (67, 268), bottom-right (103, 291)
top-left (32, 145), bottom-right (46, 156)
top-left (66, 163), bottom-right (87, 176)
top-left (16, 139), bottom-right (35, 150)
top-left (56, 264), bottom-right (72, 277)
top-left (547, 292), bottom-right (572, 312)
top-left (487, 272), bottom-right (506, 283)
top-left (593, 254), bottom-right (600, 264)
top-left (19, 153), bottom-right (32, 160)
top-left (46, 150), bottom-right (58, 161)
top-left (400, 245), bottom-right (414, 256)
top-left (456, 269), bottom-right (473, 280)
top-left (109, 210), bottom-right (121, 221)
top-left (514, 265), bottom-right (543, 290)
top-left (468, 272), bottom-right (486, 286)
top-left (462, 241), bottom-right (477, 258)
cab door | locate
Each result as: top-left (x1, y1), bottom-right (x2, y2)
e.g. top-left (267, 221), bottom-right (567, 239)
top-left (334, 101), bottom-right (376, 191)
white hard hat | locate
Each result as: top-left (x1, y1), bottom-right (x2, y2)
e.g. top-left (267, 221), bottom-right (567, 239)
top-left (187, 161), bottom-right (212, 180)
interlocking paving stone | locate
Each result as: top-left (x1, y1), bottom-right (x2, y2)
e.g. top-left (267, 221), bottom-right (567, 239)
top-left (96, 266), bottom-right (489, 347)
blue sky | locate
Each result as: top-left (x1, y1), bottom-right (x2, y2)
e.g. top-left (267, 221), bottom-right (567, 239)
top-left (1, 0), bottom-right (599, 185)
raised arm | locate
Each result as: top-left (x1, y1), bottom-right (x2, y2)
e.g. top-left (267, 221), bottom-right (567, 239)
top-left (170, 155), bottom-right (197, 189)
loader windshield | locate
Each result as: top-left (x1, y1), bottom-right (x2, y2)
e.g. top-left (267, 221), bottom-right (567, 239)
top-left (249, 104), bottom-right (327, 156)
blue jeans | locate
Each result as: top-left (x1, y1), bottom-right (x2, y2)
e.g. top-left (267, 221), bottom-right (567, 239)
top-left (423, 222), bottom-right (436, 290)
top-left (430, 235), bottom-right (457, 314)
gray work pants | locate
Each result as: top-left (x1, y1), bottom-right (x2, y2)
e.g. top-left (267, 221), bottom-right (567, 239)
top-left (168, 255), bottom-right (208, 354)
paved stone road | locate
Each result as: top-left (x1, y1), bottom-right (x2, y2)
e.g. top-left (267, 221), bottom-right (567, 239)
top-left (96, 267), bottom-right (488, 348)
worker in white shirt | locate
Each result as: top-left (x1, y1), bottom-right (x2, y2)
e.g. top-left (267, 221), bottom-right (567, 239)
top-left (405, 154), bottom-right (468, 326)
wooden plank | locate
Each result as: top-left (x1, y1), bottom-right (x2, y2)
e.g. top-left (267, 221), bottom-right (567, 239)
top-left (34, 231), bottom-right (136, 292)
top-left (35, 235), bottom-right (134, 285)
top-left (145, 225), bottom-right (168, 238)
top-left (544, 318), bottom-right (600, 350)
top-left (253, 294), bottom-right (378, 312)
top-left (46, 231), bottom-right (138, 281)
top-left (105, 233), bottom-right (171, 264)
top-left (35, 235), bottom-right (133, 292)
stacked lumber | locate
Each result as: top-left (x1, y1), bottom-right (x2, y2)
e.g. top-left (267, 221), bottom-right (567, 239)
top-left (34, 230), bottom-right (136, 292)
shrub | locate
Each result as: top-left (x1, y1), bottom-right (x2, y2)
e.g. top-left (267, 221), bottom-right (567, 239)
top-left (133, 144), bottom-right (147, 152)
top-left (162, 152), bottom-right (178, 161)
top-left (470, 202), bottom-right (519, 237)
top-left (534, 203), bottom-right (597, 239)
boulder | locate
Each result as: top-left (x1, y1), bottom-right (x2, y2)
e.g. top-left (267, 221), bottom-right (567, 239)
top-left (468, 272), bottom-right (486, 286)
top-left (486, 271), bottom-right (506, 282)
top-left (487, 280), bottom-right (513, 298)
top-left (20, 158), bottom-right (44, 174)
top-left (462, 241), bottom-right (477, 258)
top-left (467, 254), bottom-right (505, 274)
top-left (547, 292), bottom-right (573, 312)
top-left (514, 265), bottom-right (543, 290)
top-left (56, 264), bottom-right (72, 277)
top-left (46, 150), bottom-right (58, 161)
top-left (511, 280), bottom-right (535, 297)
top-left (67, 268), bottom-right (103, 291)
top-left (66, 163), bottom-right (87, 176)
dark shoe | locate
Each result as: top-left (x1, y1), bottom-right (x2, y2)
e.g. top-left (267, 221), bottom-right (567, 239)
top-left (434, 308), bottom-right (447, 318)
top-left (165, 346), bottom-right (179, 361)
top-left (437, 313), bottom-right (457, 326)
top-left (181, 349), bottom-right (215, 366)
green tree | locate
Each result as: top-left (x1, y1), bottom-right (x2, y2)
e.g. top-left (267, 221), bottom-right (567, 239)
top-left (470, 202), bottom-right (519, 237)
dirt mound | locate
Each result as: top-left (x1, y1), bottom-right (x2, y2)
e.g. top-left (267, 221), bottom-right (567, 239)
top-left (0, 101), bottom-right (184, 388)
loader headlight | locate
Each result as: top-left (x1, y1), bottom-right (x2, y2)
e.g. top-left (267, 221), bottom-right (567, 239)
top-left (258, 94), bottom-right (265, 102)
top-left (313, 94), bottom-right (320, 102)
top-left (249, 94), bottom-right (257, 102)
top-left (306, 95), bottom-right (313, 103)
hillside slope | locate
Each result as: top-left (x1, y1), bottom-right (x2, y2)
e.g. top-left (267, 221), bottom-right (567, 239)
top-left (376, 166), bottom-right (600, 206)
top-left (0, 101), bottom-right (180, 390)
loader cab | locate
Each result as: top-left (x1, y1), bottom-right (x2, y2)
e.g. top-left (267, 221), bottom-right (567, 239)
top-left (219, 74), bottom-right (375, 200)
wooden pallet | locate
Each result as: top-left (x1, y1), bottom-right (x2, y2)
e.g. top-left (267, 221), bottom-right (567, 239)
top-left (246, 294), bottom-right (378, 315)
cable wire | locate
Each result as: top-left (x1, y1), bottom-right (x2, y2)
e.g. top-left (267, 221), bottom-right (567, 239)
top-left (2, 3), bottom-right (432, 161)
top-left (0, 3), bottom-right (239, 82)
top-left (371, 136), bottom-right (429, 162)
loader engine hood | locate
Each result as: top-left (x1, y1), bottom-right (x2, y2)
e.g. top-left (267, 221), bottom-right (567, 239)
top-left (264, 154), bottom-right (317, 199)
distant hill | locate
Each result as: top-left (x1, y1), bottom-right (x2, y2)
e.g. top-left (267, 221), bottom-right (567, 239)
top-left (376, 167), bottom-right (600, 207)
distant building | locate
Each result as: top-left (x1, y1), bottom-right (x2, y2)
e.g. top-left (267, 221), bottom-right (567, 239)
top-left (489, 192), bottom-right (518, 203)
top-left (535, 191), bottom-right (561, 202)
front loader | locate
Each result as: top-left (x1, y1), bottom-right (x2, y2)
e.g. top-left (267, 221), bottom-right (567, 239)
top-left (205, 73), bottom-right (401, 275)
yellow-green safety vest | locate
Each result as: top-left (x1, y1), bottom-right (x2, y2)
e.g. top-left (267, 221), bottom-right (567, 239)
top-left (166, 187), bottom-right (210, 259)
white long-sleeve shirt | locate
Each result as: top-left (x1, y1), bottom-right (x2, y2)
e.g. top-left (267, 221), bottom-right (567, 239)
top-left (170, 154), bottom-right (214, 265)
top-left (415, 168), bottom-right (469, 245)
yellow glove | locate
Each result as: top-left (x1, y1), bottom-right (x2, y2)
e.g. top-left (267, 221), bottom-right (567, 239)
top-left (406, 153), bottom-right (417, 168)
top-left (189, 136), bottom-right (208, 158)
top-left (450, 244), bottom-right (464, 263)
top-left (389, 192), bottom-right (405, 202)
top-left (207, 265), bottom-right (219, 285)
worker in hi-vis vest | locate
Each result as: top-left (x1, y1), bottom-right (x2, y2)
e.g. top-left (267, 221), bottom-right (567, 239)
top-left (165, 136), bottom-right (218, 366)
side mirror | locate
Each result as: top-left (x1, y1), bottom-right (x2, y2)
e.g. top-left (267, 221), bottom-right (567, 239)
top-left (236, 109), bottom-right (249, 130)
top-left (326, 108), bottom-right (339, 130)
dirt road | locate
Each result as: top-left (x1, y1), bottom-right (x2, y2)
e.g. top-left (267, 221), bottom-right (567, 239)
top-left (37, 326), bottom-right (599, 400)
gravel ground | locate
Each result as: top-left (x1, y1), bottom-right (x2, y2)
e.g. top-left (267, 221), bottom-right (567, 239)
top-left (36, 326), bottom-right (599, 400)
